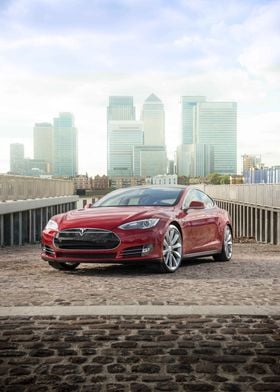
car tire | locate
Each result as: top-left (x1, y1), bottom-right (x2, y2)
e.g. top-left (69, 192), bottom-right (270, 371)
top-left (213, 225), bottom-right (233, 262)
top-left (48, 260), bottom-right (80, 271)
top-left (160, 224), bottom-right (183, 273)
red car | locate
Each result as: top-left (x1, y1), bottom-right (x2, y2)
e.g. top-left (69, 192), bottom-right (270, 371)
top-left (41, 186), bottom-right (233, 273)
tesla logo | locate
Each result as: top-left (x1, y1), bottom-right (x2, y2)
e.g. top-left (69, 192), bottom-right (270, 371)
top-left (79, 228), bottom-right (87, 236)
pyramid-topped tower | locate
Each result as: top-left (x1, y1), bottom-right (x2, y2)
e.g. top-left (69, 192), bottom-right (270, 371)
top-left (142, 93), bottom-right (165, 145)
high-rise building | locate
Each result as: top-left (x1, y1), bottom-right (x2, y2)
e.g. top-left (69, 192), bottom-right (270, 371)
top-left (142, 94), bottom-right (165, 145)
top-left (107, 96), bottom-right (135, 121)
top-left (107, 121), bottom-right (143, 177)
top-left (242, 154), bottom-right (263, 174)
top-left (53, 113), bottom-right (78, 177)
top-left (107, 96), bottom-right (137, 178)
top-left (133, 145), bottom-right (167, 177)
top-left (23, 158), bottom-right (49, 176)
top-left (107, 95), bottom-right (168, 178)
top-left (177, 144), bottom-right (214, 177)
top-left (10, 143), bottom-right (25, 174)
top-left (33, 122), bottom-right (53, 173)
top-left (196, 102), bottom-right (237, 174)
top-left (181, 96), bottom-right (206, 144)
top-left (179, 97), bottom-right (237, 176)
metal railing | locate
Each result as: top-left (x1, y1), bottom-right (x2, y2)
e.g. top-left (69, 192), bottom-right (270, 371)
top-left (197, 184), bottom-right (280, 245)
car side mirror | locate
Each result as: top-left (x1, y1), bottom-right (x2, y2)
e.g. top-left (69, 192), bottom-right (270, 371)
top-left (184, 200), bottom-right (205, 212)
top-left (84, 203), bottom-right (93, 209)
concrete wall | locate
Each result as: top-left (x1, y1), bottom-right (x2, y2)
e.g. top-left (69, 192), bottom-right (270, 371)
top-left (198, 184), bottom-right (280, 245)
top-left (199, 184), bottom-right (280, 209)
top-left (0, 175), bottom-right (74, 201)
top-left (0, 175), bottom-right (78, 246)
top-left (0, 196), bottom-right (79, 246)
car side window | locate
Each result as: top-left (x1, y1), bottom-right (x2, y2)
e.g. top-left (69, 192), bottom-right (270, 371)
top-left (182, 190), bottom-right (195, 209)
top-left (182, 189), bottom-right (214, 209)
top-left (196, 190), bottom-right (214, 208)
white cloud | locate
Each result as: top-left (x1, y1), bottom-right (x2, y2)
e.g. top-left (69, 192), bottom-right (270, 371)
top-left (235, 2), bottom-right (280, 83)
top-left (0, 0), bottom-right (279, 175)
top-left (238, 111), bottom-right (280, 167)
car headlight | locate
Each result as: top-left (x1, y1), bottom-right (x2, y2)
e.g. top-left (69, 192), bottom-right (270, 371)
top-left (119, 218), bottom-right (159, 230)
top-left (45, 219), bottom-right (58, 231)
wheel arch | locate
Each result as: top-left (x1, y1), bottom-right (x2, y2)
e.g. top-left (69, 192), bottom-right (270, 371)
top-left (169, 221), bottom-right (183, 240)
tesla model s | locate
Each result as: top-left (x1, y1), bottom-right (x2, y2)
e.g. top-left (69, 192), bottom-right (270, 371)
top-left (41, 186), bottom-right (233, 273)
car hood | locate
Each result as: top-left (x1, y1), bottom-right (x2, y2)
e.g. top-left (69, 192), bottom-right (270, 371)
top-left (57, 206), bottom-right (170, 231)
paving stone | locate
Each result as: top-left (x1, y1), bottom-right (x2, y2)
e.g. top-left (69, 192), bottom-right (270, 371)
top-left (252, 384), bottom-right (280, 391)
top-left (183, 383), bottom-right (215, 391)
top-left (196, 362), bottom-right (218, 373)
top-left (1, 243), bottom-right (280, 307)
top-left (130, 384), bottom-right (152, 392)
top-left (132, 363), bottom-right (161, 373)
top-left (154, 382), bottom-right (179, 391)
top-left (0, 243), bottom-right (279, 391)
top-left (82, 364), bottom-right (103, 375)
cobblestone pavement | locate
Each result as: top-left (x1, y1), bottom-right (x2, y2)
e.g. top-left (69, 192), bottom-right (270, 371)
top-left (0, 315), bottom-right (280, 392)
top-left (1, 242), bottom-right (280, 391)
top-left (0, 243), bottom-right (279, 307)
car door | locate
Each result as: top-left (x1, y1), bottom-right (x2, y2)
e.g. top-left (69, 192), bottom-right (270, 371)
top-left (180, 189), bottom-right (219, 254)
top-left (195, 190), bottom-right (220, 251)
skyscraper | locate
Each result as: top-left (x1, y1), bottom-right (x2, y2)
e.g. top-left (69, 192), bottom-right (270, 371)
top-left (181, 96), bottom-right (206, 144)
top-left (107, 96), bottom-right (137, 177)
top-left (107, 121), bottom-right (143, 177)
top-left (107, 95), bottom-right (168, 178)
top-left (10, 143), bottom-right (24, 174)
top-left (242, 154), bottom-right (263, 174)
top-left (133, 145), bottom-right (167, 177)
top-left (107, 96), bottom-right (135, 121)
top-left (133, 93), bottom-right (167, 177)
top-left (33, 122), bottom-right (53, 173)
top-left (142, 93), bottom-right (165, 145)
top-left (53, 113), bottom-right (78, 177)
top-left (179, 97), bottom-right (237, 176)
top-left (196, 102), bottom-right (237, 174)
top-left (177, 144), bottom-right (214, 177)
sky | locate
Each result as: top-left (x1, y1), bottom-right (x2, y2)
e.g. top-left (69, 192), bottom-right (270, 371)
top-left (0, 0), bottom-right (279, 175)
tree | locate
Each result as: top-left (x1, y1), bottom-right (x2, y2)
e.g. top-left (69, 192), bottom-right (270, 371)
top-left (178, 176), bottom-right (190, 185)
top-left (207, 173), bottom-right (222, 184)
top-left (220, 175), bottom-right (230, 184)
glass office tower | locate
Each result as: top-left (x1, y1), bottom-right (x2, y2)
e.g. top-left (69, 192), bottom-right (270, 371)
top-left (107, 96), bottom-right (135, 121)
top-left (179, 97), bottom-right (237, 176)
top-left (107, 121), bottom-right (143, 177)
top-left (33, 122), bottom-right (53, 173)
top-left (181, 96), bottom-right (206, 144)
top-left (142, 93), bottom-right (165, 145)
top-left (196, 102), bottom-right (237, 174)
top-left (53, 113), bottom-right (78, 177)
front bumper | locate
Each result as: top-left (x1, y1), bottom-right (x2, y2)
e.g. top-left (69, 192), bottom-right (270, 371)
top-left (41, 227), bottom-right (164, 264)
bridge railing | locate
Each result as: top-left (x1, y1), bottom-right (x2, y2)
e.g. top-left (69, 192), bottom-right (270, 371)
top-left (198, 184), bottom-right (280, 245)
top-left (0, 175), bottom-right (74, 201)
top-left (0, 175), bottom-right (78, 246)
top-left (199, 184), bottom-right (280, 209)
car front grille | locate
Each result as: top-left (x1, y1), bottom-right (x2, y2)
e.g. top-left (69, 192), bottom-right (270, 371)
top-left (54, 228), bottom-right (120, 250)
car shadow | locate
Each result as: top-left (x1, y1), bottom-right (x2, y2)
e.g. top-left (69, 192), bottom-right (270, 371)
top-left (63, 256), bottom-right (217, 277)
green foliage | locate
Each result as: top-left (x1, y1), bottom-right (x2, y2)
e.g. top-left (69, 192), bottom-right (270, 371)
top-left (206, 173), bottom-right (230, 185)
top-left (178, 176), bottom-right (190, 185)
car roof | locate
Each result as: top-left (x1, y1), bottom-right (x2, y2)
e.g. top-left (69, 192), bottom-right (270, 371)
top-left (112, 185), bottom-right (189, 191)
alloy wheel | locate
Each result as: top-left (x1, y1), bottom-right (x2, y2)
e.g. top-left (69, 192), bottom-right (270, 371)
top-left (224, 225), bottom-right (233, 259)
top-left (162, 225), bottom-right (182, 272)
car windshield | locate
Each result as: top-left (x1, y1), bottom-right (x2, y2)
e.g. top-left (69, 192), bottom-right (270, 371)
top-left (94, 187), bottom-right (184, 207)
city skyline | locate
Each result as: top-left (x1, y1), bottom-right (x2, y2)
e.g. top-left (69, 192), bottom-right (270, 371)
top-left (0, 0), bottom-right (279, 175)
